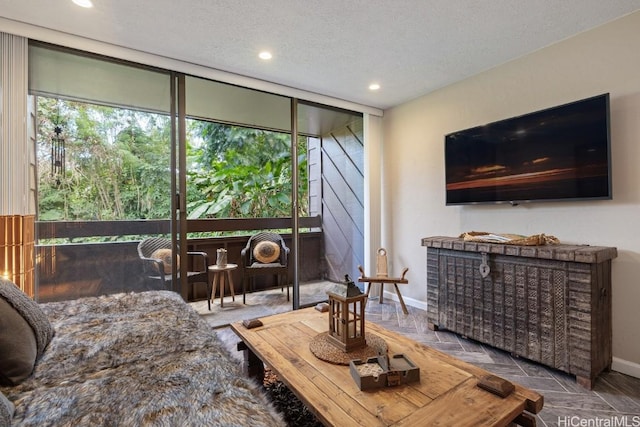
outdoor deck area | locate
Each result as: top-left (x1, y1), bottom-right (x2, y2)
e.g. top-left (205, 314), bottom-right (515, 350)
top-left (190, 280), bottom-right (335, 328)
top-left (33, 217), bottom-right (331, 304)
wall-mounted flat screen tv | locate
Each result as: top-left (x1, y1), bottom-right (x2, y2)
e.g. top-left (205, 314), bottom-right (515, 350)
top-left (445, 93), bottom-right (611, 205)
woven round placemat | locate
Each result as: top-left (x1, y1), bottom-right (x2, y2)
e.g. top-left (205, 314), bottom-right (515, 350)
top-left (309, 332), bottom-right (388, 365)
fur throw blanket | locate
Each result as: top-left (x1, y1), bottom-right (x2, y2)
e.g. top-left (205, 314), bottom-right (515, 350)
top-left (1, 291), bottom-right (285, 426)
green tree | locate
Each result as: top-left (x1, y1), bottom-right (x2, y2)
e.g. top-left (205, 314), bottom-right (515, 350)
top-left (187, 121), bottom-right (308, 219)
top-left (37, 98), bottom-right (174, 221)
top-left (36, 99), bottom-right (309, 229)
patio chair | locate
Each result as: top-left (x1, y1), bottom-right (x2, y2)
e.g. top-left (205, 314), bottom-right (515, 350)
top-left (137, 237), bottom-right (212, 309)
top-left (240, 232), bottom-right (290, 304)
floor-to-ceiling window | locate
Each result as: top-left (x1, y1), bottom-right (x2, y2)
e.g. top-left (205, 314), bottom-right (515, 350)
top-left (297, 101), bottom-right (364, 306)
top-left (30, 43), bottom-right (174, 302)
top-left (29, 42), bottom-right (364, 308)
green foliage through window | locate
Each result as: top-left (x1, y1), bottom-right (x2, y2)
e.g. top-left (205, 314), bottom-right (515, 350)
top-left (187, 120), bottom-right (308, 219)
top-left (36, 98), bottom-right (309, 240)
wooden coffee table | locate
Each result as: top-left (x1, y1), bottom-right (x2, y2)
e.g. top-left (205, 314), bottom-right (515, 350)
top-left (231, 307), bottom-right (543, 427)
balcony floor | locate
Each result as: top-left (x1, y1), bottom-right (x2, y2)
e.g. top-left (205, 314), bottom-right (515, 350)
top-left (190, 280), bottom-right (334, 329)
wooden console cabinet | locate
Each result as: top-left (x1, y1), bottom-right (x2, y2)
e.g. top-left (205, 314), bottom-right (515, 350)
top-left (421, 236), bottom-right (617, 389)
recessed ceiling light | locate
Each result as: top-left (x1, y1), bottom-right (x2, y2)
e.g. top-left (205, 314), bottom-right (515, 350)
top-left (259, 51), bottom-right (272, 60)
top-left (369, 83), bottom-right (381, 91)
top-left (72, 0), bottom-right (93, 7)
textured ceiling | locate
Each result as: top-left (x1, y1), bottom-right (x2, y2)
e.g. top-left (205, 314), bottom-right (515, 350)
top-left (1, 0), bottom-right (639, 110)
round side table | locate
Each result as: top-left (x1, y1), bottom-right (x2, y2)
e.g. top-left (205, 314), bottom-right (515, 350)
top-left (208, 263), bottom-right (238, 308)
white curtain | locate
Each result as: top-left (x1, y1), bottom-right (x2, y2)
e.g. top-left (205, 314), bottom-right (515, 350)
top-left (0, 32), bottom-right (31, 215)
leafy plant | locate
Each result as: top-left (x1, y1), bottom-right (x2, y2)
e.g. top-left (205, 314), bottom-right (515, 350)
top-left (187, 121), bottom-right (308, 219)
top-left (36, 99), bottom-right (310, 241)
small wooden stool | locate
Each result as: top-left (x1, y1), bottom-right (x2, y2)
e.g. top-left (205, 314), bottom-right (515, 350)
top-left (357, 248), bottom-right (409, 315)
top-left (208, 263), bottom-right (238, 308)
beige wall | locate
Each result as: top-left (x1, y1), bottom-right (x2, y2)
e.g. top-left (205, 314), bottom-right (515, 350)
top-left (382, 11), bottom-right (640, 375)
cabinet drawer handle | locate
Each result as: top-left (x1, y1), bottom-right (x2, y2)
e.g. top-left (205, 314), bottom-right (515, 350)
top-left (479, 252), bottom-right (490, 278)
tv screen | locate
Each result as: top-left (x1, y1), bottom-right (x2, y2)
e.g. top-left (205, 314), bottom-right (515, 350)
top-left (445, 93), bottom-right (611, 205)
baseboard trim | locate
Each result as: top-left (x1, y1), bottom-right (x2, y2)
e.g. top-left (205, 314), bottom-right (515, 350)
top-left (381, 290), bottom-right (428, 311)
top-left (612, 357), bottom-right (640, 379)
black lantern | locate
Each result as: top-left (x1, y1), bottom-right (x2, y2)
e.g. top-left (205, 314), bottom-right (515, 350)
top-left (326, 275), bottom-right (367, 352)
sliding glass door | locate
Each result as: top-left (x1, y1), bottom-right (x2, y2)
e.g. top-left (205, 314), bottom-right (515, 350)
top-left (183, 75), bottom-right (295, 305)
top-left (29, 42), bottom-right (365, 308)
top-left (30, 43), bottom-right (175, 302)
top-left (296, 101), bottom-right (365, 307)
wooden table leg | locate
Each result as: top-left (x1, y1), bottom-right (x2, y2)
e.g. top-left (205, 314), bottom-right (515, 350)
top-left (211, 273), bottom-right (219, 307)
top-left (237, 341), bottom-right (264, 384)
top-left (512, 412), bottom-right (536, 427)
top-left (226, 270), bottom-right (236, 302)
top-left (219, 272), bottom-right (226, 308)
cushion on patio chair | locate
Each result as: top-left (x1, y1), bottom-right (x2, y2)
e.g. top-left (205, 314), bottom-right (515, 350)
top-left (151, 248), bottom-right (179, 274)
top-left (253, 241), bottom-right (280, 264)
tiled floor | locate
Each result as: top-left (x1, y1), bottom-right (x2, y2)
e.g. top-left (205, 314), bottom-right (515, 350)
top-left (208, 284), bottom-right (640, 427)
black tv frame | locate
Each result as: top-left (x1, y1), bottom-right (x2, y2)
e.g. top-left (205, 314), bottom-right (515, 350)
top-left (444, 93), bottom-right (612, 206)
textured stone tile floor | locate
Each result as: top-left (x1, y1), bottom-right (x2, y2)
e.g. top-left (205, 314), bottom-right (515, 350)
top-left (365, 301), bottom-right (640, 427)
top-left (209, 283), bottom-right (640, 427)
